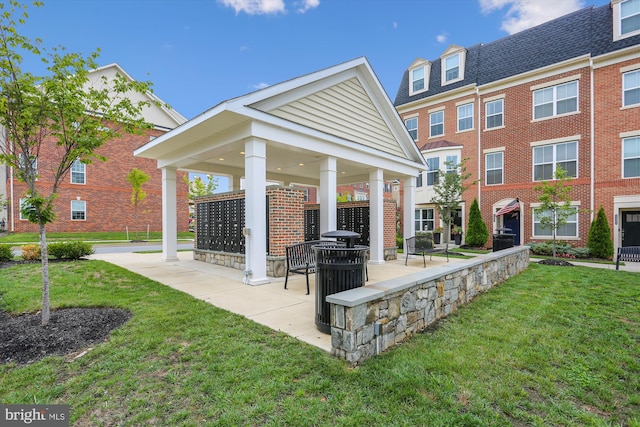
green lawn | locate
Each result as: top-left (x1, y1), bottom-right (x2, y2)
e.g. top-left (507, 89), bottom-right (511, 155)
top-left (0, 261), bottom-right (638, 426)
top-left (0, 231), bottom-right (194, 244)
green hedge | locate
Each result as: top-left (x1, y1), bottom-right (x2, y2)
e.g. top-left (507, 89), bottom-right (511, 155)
top-left (47, 241), bottom-right (95, 260)
top-left (0, 244), bottom-right (14, 262)
top-left (527, 241), bottom-right (591, 259)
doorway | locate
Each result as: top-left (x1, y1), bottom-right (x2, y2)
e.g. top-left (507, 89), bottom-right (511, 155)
top-left (622, 210), bottom-right (640, 247)
top-left (502, 211), bottom-right (521, 246)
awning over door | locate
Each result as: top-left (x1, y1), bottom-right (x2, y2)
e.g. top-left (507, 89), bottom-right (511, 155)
top-left (496, 198), bottom-right (520, 216)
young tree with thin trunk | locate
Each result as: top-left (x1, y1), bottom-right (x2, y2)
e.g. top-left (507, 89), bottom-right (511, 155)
top-left (127, 167), bottom-right (150, 241)
top-left (0, 0), bottom-right (159, 325)
top-left (431, 158), bottom-right (472, 254)
top-left (533, 166), bottom-right (574, 259)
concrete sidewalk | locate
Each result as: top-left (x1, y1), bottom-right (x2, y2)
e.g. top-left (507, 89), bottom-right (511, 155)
top-left (90, 250), bottom-right (638, 353)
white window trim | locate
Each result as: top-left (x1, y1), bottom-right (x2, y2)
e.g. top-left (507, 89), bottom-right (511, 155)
top-left (429, 110), bottom-right (444, 138)
top-left (405, 116), bottom-right (418, 140)
top-left (415, 208), bottom-right (436, 232)
top-left (532, 141), bottom-right (579, 181)
top-left (613, 0), bottom-right (640, 41)
top-left (441, 50), bottom-right (465, 86)
top-left (532, 80), bottom-right (579, 121)
top-left (456, 103), bottom-right (474, 133)
top-left (70, 159), bottom-right (86, 185)
top-left (19, 198), bottom-right (27, 221)
top-left (623, 136), bottom-right (640, 178)
top-left (71, 200), bottom-right (87, 221)
top-left (531, 203), bottom-right (580, 240)
top-left (426, 157), bottom-right (440, 186)
top-left (485, 151), bottom-right (504, 186)
top-left (485, 98), bottom-right (504, 131)
top-left (409, 62), bottom-right (430, 96)
top-left (622, 69), bottom-right (640, 108)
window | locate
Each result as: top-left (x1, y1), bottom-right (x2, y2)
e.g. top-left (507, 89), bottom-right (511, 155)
top-left (18, 154), bottom-right (38, 178)
top-left (446, 155), bottom-right (458, 174)
top-left (430, 110), bottom-right (444, 137)
top-left (355, 192), bottom-right (367, 201)
top-left (426, 157), bottom-right (439, 185)
top-left (533, 81), bottom-right (578, 119)
top-left (416, 172), bottom-right (423, 188)
top-left (485, 152), bottom-right (504, 185)
top-left (444, 53), bottom-right (460, 83)
top-left (71, 159), bottom-right (86, 184)
top-left (533, 141), bottom-right (577, 181)
top-left (71, 200), bottom-right (86, 220)
top-left (621, 0), bottom-right (640, 35)
top-left (19, 198), bottom-right (27, 220)
top-left (623, 136), bottom-right (640, 178)
top-left (623, 70), bottom-right (640, 107)
top-left (415, 208), bottom-right (435, 232)
top-left (405, 117), bottom-right (418, 140)
top-left (533, 207), bottom-right (578, 238)
top-left (410, 66), bottom-right (425, 94)
top-left (457, 103), bottom-right (473, 131)
top-left (486, 99), bottom-right (503, 129)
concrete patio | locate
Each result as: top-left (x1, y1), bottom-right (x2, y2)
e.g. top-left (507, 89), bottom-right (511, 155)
top-left (90, 251), bottom-right (463, 352)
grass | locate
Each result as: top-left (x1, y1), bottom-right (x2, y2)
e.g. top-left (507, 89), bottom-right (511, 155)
top-left (0, 262), bottom-right (638, 425)
top-left (0, 231), bottom-right (194, 244)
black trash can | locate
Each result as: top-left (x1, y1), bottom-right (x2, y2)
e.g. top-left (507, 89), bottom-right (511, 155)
top-left (493, 228), bottom-right (515, 252)
top-left (313, 244), bottom-right (368, 334)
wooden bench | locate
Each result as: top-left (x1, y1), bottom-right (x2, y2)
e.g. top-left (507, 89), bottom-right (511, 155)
top-left (284, 240), bottom-right (346, 294)
top-left (405, 233), bottom-right (447, 267)
top-left (616, 246), bottom-right (640, 270)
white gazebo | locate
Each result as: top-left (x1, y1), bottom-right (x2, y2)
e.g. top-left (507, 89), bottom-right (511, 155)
top-left (134, 57), bottom-right (426, 285)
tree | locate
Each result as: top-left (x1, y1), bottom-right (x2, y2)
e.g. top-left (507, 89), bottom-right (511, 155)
top-left (183, 173), bottom-right (217, 201)
top-left (587, 206), bottom-right (614, 260)
top-left (0, 1), bottom-right (158, 325)
top-left (431, 158), bottom-right (472, 254)
top-left (533, 166), bottom-right (574, 259)
top-left (127, 168), bottom-right (150, 241)
top-left (465, 198), bottom-right (489, 248)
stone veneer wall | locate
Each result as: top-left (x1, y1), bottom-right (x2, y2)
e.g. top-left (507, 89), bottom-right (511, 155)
top-left (326, 246), bottom-right (530, 364)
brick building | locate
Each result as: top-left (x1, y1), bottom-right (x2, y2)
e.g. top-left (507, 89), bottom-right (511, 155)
top-left (394, 0), bottom-right (640, 250)
top-left (1, 64), bottom-right (190, 234)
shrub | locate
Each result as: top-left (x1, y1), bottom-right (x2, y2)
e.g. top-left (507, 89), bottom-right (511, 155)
top-left (0, 244), bottom-right (14, 262)
top-left (587, 206), bottom-right (614, 260)
top-left (21, 244), bottom-right (41, 261)
top-left (396, 236), bottom-right (403, 250)
top-left (465, 198), bottom-right (489, 247)
top-left (48, 241), bottom-right (95, 260)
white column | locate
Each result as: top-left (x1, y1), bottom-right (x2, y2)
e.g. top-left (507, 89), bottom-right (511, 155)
top-left (403, 176), bottom-right (416, 242)
top-left (230, 175), bottom-right (241, 191)
top-left (161, 167), bottom-right (179, 262)
top-left (369, 169), bottom-right (385, 264)
top-left (319, 157), bottom-right (337, 235)
top-left (244, 138), bottom-right (269, 285)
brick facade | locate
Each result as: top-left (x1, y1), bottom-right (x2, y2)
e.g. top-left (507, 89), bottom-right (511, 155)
top-left (7, 127), bottom-right (189, 233)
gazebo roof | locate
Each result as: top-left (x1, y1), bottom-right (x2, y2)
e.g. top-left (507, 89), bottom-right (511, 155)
top-left (134, 57), bottom-right (427, 185)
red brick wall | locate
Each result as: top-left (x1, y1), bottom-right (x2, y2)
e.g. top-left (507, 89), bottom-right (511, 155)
top-left (593, 58), bottom-right (640, 232)
top-left (8, 127), bottom-right (189, 233)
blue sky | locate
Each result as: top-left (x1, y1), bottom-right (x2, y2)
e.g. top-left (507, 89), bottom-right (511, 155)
top-left (19, 0), bottom-right (610, 121)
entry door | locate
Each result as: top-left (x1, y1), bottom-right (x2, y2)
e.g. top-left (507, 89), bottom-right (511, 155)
top-left (622, 211), bottom-right (640, 247)
top-left (502, 211), bottom-right (521, 246)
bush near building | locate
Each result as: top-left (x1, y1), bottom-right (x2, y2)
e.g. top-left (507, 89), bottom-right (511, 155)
top-left (587, 206), bottom-right (614, 260)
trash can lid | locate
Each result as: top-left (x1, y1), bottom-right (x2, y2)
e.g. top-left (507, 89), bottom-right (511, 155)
top-left (321, 230), bottom-right (361, 239)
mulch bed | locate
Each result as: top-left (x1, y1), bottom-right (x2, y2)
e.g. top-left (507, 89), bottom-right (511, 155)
top-left (0, 307), bottom-right (132, 365)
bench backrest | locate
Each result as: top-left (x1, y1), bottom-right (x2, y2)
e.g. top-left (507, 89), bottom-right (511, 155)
top-left (286, 240), bottom-right (347, 269)
top-left (406, 234), bottom-right (435, 253)
top-left (618, 246), bottom-right (640, 262)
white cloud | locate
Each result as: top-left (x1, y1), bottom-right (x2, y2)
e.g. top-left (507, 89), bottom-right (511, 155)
top-left (218, 0), bottom-right (286, 15)
top-left (253, 82), bottom-right (270, 90)
top-left (436, 33), bottom-right (447, 43)
top-left (479, 0), bottom-right (586, 34)
top-left (392, 21), bottom-right (398, 30)
top-left (296, 0), bottom-right (319, 13)
top-left (218, 0), bottom-right (319, 15)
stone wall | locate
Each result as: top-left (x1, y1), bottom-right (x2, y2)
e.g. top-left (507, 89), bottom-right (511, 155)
top-left (326, 246), bottom-right (530, 364)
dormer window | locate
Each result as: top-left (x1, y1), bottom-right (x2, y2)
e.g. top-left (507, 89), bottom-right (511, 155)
top-left (440, 45), bottom-right (466, 86)
top-left (408, 59), bottom-right (431, 96)
top-left (613, 0), bottom-right (640, 40)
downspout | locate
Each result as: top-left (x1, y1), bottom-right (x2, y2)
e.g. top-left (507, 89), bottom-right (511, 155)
top-left (9, 166), bottom-right (14, 232)
top-left (589, 58), bottom-right (595, 223)
top-left (476, 86), bottom-right (482, 206)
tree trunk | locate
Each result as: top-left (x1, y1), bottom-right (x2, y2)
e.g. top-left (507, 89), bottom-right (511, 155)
top-left (39, 222), bottom-right (50, 325)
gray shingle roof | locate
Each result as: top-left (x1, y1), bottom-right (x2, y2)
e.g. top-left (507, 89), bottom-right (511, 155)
top-left (394, 4), bottom-right (640, 106)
